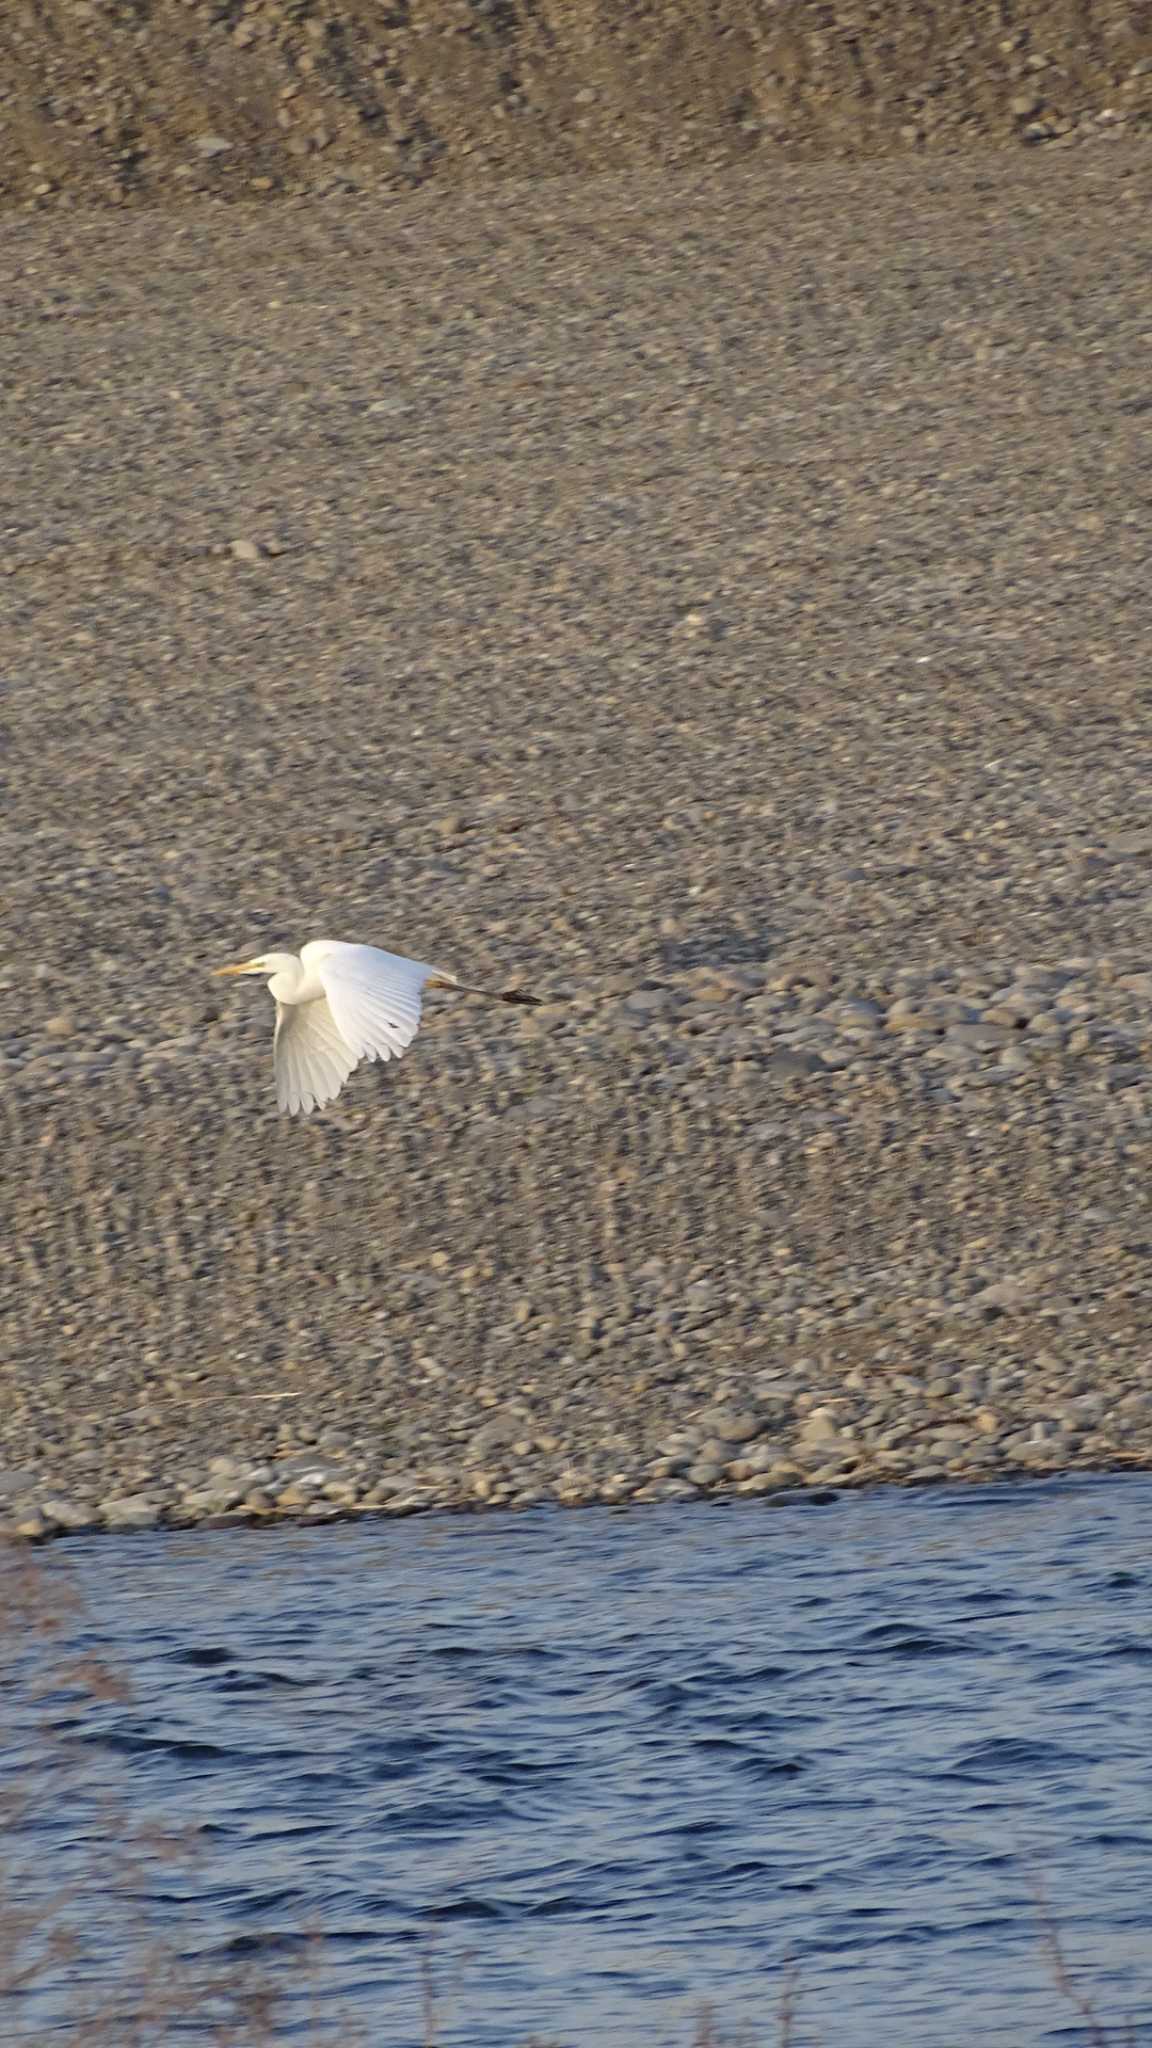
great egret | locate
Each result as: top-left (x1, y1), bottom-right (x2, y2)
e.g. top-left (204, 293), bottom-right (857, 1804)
top-left (213, 940), bottom-right (541, 1116)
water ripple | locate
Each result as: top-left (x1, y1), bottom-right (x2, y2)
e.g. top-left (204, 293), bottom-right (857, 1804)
top-left (8, 1473), bottom-right (1152, 2047)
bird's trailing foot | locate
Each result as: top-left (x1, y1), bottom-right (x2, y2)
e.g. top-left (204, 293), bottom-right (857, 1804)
top-left (428, 975), bottom-right (544, 1008)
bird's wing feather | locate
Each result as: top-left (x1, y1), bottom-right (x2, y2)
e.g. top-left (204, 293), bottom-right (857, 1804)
top-left (309, 944), bottom-right (436, 1065)
top-left (274, 996), bottom-right (359, 1116)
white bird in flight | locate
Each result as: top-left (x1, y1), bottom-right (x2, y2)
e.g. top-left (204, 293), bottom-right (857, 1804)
top-left (213, 940), bottom-right (541, 1117)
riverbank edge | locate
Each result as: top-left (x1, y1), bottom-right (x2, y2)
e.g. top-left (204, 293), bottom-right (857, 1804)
top-left (7, 1450), bottom-right (1151, 1544)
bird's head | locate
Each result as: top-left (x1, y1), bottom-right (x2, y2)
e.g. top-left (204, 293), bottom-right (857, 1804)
top-left (212, 952), bottom-right (297, 980)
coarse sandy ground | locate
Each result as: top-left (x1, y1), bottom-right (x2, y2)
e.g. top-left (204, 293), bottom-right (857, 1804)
top-left (3, 0), bottom-right (1149, 212)
top-left (2, 135), bottom-right (1152, 1536)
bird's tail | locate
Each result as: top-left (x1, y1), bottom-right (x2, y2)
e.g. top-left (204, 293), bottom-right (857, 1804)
top-left (427, 974), bottom-right (543, 1008)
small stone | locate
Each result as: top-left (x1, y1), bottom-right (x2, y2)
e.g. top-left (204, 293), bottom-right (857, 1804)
top-left (1013, 1436), bottom-right (1069, 1465)
top-left (100, 1495), bottom-right (161, 1532)
top-left (230, 537), bottom-right (264, 565)
top-left (764, 1049), bottom-right (827, 1079)
top-left (924, 1432), bottom-right (971, 1459)
top-left (642, 1479), bottom-right (701, 1502)
top-left (622, 988), bottom-right (676, 1015)
top-left (984, 990), bottom-right (1051, 1021)
top-left (180, 1485), bottom-right (241, 1513)
top-left (969, 1272), bottom-right (1045, 1311)
top-left (359, 1480), bottom-right (403, 1505)
top-left (193, 134), bottom-right (233, 157)
top-left (889, 997), bottom-right (976, 1031)
top-left (273, 1484), bottom-right (311, 1509)
top-left (649, 1452), bottom-right (694, 1478)
top-left (694, 1406), bottom-right (764, 1444)
top-left (468, 1412), bottom-right (527, 1454)
top-left (0, 1468), bottom-right (42, 1500)
top-left (948, 1023), bottom-right (1011, 1051)
top-left (39, 1497), bottom-right (97, 1532)
top-left (1013, 965), bottom-right (1072, 989)
top-left (798, 1407), bottom-right (846, 1445)
top-left (686, 1462), bottom-right (726, 1486)
top-left (738, 1441), bottom-right (789, 1475)
top-left (832, 998), bottom-right (884, 1026)
top-left (690, 1439), bottom-right (729, 1467)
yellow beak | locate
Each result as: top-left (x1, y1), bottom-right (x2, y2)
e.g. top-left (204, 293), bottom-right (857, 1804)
top-left (212, 960), bottom-right (258, 977)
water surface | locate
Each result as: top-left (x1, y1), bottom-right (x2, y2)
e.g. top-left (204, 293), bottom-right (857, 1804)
top-left (10, 1476), bottom-right (1152, 2044)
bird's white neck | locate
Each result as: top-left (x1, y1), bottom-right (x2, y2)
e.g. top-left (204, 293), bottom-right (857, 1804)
top-left (263, 953), bottom-right (309, 1004)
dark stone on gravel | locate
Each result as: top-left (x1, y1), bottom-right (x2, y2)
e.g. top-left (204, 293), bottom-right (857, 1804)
top-left (763, 1051), bottom-right (829, 1079)
top-left (766, 1490), bottom-right (842, 1509)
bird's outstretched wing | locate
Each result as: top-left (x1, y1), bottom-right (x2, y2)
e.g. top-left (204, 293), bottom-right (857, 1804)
top-left (309, 943), bottom-right (436, 1066)
top-left (273, 998), bottom-right (358, 1116)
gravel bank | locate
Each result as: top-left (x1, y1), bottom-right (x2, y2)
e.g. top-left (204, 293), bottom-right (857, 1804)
top-left (2, 0), bottom-right (1149, 213)
top-left (2, 147), bottom-right (1152, 1538)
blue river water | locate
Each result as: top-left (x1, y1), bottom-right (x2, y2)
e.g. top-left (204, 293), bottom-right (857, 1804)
top-left (6, 1475), bottom-right (1152, 2045)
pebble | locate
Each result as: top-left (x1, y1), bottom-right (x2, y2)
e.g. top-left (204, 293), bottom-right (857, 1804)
top-left (39, 1497), bottom-right (97, 1533)
top-left (693, 1406), bottom-right (764, 1443)
top-left (99, 1495), bottom-right (162, 1532)
top-left (468, 1412), bottom-right (531, 1453)
top-left (797, 1408), bottom-right (846, 1444)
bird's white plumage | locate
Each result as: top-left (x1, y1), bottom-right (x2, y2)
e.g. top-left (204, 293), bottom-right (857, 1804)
top-left (213, 937), bottom-right (536, 1117)
top-left (273, 993), bottom-right (358, 1117)
top-left (215, 941), bottom-right (444, 1116)
top-left (303, 942), bottom-right (431, 1066)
